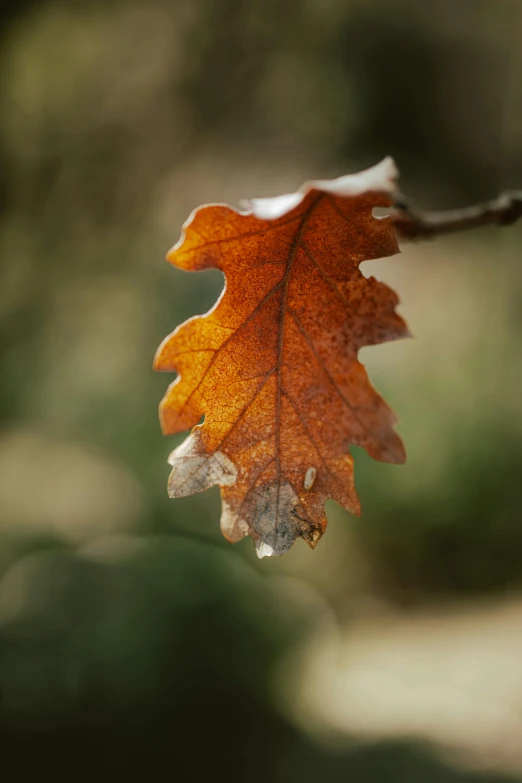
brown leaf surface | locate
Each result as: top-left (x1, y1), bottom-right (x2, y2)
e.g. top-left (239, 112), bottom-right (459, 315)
top-left (155, 158), bottom-right (410, 557)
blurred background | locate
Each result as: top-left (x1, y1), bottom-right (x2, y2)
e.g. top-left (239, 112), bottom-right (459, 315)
top-left (1, 0), bottom-right (522, 780)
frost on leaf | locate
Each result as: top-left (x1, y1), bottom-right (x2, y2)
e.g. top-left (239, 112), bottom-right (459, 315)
top-left (154, 157), bottom-right (410, 557)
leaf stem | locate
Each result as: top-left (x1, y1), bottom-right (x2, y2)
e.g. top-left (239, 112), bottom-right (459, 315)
top-left (392, 190), bottom-right (522, 240)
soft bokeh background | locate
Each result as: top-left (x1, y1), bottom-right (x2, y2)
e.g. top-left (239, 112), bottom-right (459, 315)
top-left (1, 0), bottom-right (522, 780)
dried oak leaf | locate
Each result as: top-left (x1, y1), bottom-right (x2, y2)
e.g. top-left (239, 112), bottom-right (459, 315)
top-left (154, 157), bottom-right (410, 557)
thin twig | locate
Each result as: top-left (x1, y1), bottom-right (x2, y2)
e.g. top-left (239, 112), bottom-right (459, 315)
top-left (391, 190), bottom-right (522, 240)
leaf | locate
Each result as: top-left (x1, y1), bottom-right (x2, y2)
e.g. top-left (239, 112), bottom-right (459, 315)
top-left (154, 157), bottom-right (410, 557)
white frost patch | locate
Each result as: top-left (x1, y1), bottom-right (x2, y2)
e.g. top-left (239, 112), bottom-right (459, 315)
top-left (304, 466), bottom-right (317, 491)
top-left (256, 541), bottom-right (274, 559)
top-left (167, 431), bottom-right (237, 497)
top-left (246, 192), bottom-right (303, 220)
top-left (245, 157), bottom-right (398, 220)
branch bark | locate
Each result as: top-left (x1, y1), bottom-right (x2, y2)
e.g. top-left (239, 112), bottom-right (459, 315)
top-left (391, 190), bottom-right (522, 240)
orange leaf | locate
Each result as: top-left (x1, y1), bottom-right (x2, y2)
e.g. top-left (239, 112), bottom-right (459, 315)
top-left (154, 157), bottom-right (410, 557)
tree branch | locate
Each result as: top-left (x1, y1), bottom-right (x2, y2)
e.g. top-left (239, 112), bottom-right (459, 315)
top-left (391, 190), bottom-right (522, 240)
